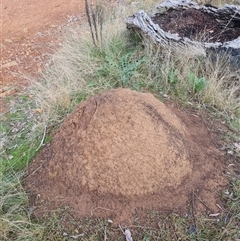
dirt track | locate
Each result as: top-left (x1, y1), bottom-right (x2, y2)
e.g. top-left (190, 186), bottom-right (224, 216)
top-left (0, 0), bottom-right (85, 100)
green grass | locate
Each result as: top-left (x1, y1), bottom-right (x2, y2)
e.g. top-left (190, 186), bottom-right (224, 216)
top-left (0, 95), bottom-right (41, 173)
top-left (1, 0), bottom-right (240, 240)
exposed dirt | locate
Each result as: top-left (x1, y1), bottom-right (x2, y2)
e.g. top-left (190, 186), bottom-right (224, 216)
top-left (26, 89), bottom-right (227, 224)
top-left (0, 0), bottom-right (87, 113)
top-left (151, 8), bottom-right (240, 42)
top-left (1, 0), bottom-right (85, 86)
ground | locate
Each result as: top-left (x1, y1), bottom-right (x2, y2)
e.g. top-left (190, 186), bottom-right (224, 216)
top-left (1, 1), bottom-right (240, 101)
top-left (1, 0), bottom-right (85, 108)
top-left (1, 0), bottom-right (237, 230)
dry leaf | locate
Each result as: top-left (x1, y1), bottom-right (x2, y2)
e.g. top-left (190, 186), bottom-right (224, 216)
top-left (35, 108), bottom-right (43, 113)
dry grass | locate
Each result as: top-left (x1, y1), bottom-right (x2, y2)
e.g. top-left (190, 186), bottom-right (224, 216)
top-left (0, 171), bottom-right (44, 241)
top-left (143, 42), bottom-right (240, 122)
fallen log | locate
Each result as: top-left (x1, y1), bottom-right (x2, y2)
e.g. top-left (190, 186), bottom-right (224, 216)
top-left (126, 0), bottom-right (240, 68)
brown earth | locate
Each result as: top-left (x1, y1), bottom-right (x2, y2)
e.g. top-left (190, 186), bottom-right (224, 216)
top-left (0, 0), bottom-right (87, 86)
top-left (26, 88), bottom-right (227, 224)
top-left (0, 0), bottom-right (87, 112)
top-left (151, 8), bottom-right (240, 42)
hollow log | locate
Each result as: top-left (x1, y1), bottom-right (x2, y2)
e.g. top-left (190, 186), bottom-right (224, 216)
top-left (126, 0), bottom-right (240, 68)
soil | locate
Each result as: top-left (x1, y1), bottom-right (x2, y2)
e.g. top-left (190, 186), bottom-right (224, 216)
top-left (0, 0), bottom-right (87, 112)
top-left (26, 88), bottom-right (227, 224)
top-left (151, 8), bottom-right (240, 42)
top-left (1, 0), bottom-right (85, 86)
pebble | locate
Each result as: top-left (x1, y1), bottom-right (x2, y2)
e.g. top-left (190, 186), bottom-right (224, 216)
top-left (0, 44), bottom-right (7, 49)
top-left (2, 86), bottom-right (12, 92)
top-left (188, 225), bottom-right (197, 235)
top-left (0, 60), bottom-right (18, 69)
top-left (4, 38), bottom-right (13, 43)
top-left (23, 28), bottom-right (29, 33)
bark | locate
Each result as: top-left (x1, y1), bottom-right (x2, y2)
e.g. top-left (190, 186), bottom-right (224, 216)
top-left (126, 0), bottom-right (240, 68)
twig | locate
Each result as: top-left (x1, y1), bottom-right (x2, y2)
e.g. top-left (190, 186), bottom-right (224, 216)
top-left (92, 10), bottom-right (99, 43)
top-left (125, 225), bottom-right (158, 231)
top-left (99, 6), bottom-right (103, 45)
top-left (190, 190), bottom-right (196, 225)
top-left (25, 164), bottom-right (42, 178)
top-left (119, 224), bottom-right (125, 234)
top-left (90, 206), bottom-right (114, 216)
top-left (36, 126), bottom-right (46, 151)
top-left (216, 203), bottom-right (223, 211)
top-left (194, 192), bottom-right (214, 213)
top-left (70, 233), bottom-right (84, 239)
top-left (216, 12), bottom-right (237, 42)
top-left (104, 226), bottom-right (107, 241)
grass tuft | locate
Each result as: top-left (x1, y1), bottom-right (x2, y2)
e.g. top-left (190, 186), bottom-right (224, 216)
top-left (0, 171), bottom-right (45, 241)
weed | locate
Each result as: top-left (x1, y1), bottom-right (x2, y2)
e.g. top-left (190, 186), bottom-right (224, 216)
top-left (97, 46), bottom-right (146, 87)
top-left (142, 44), bottom-right (240, 119)
top-left (168, 68), bottom-right (179, 85)
top-left (187, 71), bottom-right (207, 93)
top-left (119, 51), bottom-right (146, 86)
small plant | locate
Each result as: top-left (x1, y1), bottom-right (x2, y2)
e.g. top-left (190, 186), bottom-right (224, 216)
top-left (96, 40), bottom-right (146, 87)
top-left (98, 51), bottom-right (145, 87)
top-left (187, 71), bottom-right (207, 93)
top-left (168, 68), bottom-right (179, 85)
top-left (119, 52), bottom-right (146, 86)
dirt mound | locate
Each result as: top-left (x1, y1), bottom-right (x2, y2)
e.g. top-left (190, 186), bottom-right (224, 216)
top-left (26, 89), bottom-right (226, 223)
